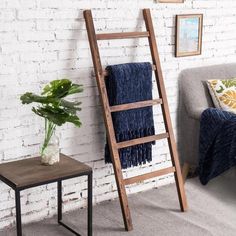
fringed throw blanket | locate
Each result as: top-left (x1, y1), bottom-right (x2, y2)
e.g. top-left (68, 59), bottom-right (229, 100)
top-left (199, 108), bottom-right (236, 185)
top-left (105, 62), bottom-right (155, 169)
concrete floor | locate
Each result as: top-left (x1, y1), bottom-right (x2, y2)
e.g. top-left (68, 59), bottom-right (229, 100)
top-left (1, 169), bottom-right (236, 236)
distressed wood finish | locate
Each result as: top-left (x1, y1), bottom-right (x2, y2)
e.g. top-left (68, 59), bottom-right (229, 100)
top-left (117, 133), bottom-right (169, 149)
top-left (0, 154), bottom-right (92, 189)
top-left (84, 10), bottom-right (133, 231)
top-left (124, 167), bottom-right (176, 185)
top-left (0, 154), bottom-right (93, 236)
top-left (103, 64), bottom-right (156, 77)
top-left (143, 8), bottom-right (188, 211)
top-left (84, 8), bottom-right (188, 231)
top-left (110, 99), bottom-right (162, 112)
top-left (96, 31), bottom-right (149, 40)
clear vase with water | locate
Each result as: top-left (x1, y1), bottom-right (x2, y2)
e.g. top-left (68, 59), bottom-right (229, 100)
top-left (41, 119), bottom-right (60, 165)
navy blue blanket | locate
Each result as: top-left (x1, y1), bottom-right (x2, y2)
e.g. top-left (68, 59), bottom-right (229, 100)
top-left (105, 62), bottom-right (155, 169)
top-left (199, 108), bottom-right (236, 185)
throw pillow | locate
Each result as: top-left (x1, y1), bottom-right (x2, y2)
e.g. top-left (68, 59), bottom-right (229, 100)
top-left (207, 79), bottom-right (236, 113)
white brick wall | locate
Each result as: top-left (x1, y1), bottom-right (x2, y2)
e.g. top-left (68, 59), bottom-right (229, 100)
top-left (1, 0), bottom-right (236, 229)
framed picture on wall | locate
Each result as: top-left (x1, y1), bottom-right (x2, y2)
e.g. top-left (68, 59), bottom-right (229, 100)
top-left (175, 14), bottom-right (203, 57)
top-left (158, 0), bottom-right (184, 3)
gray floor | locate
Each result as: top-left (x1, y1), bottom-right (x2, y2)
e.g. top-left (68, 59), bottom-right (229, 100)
top-left (1, 169), bottom-right (236, 236)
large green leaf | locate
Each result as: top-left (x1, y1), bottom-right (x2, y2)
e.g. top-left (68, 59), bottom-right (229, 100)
top-left (42, 79), bottom-right (72, 98)
top-left (41, 79), bottom-right (83, 98)
top-left (32, 106), bottom-right (82, 127)
top-left (21, 79), bottom-right (83, 128)
top-left (67, 84), bottom-right (83, 96)
top-left (21, 93), bottom-right (82, 112)
top-left (20, 93), bottom-right (60, 106)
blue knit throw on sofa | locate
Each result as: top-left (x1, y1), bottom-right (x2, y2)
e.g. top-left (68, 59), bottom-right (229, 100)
top-left (105, 62), bottom-right (155, 169)
top-left (199, 108), bottom-right (236, 185)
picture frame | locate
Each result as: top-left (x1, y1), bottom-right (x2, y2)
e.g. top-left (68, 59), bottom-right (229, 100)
top-left (158, 0), bottom-right (184, 3)
top-left (175, 14), bottom-right (203, 57)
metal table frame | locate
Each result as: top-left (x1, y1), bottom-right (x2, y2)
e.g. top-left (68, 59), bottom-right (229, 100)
top-left (1, 171), bottom-right (93, 236)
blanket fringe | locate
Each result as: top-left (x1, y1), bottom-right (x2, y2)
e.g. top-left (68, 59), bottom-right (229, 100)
top-left (105, 126), bottom-right (155, 169)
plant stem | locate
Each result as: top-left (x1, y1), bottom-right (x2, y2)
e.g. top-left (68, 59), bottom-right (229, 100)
top-left (41, 118), bottom-right (56, 156)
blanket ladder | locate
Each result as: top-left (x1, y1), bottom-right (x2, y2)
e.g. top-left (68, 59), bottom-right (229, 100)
top-left (84, 9), bottom-right (188, 231)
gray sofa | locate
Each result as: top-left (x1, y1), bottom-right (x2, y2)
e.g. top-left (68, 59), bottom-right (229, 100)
top-left (177, 63), bottom-right (236, 169)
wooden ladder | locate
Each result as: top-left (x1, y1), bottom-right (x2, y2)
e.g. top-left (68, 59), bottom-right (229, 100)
top-left (84, 8), bottom-right (188, 231)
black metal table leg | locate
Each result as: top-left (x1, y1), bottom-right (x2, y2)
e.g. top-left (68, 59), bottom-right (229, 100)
top-left (88, 172), bottom-right (93, 236)
top-left (58, 180), bottom-right (62, 223)
top-left (57, 179), bottom-right (81, 236)
top-left (0, 154), bottom-right (92, 236)
top-left (15, 190), bottom-right (22, 236)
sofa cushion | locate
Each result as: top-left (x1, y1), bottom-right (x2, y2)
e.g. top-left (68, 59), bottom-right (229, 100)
top-left (207, 79), bottom-right (236, 113)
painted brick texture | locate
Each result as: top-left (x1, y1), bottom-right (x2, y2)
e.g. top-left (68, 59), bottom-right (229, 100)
top-left (1, 0), bottom-right (236, 229)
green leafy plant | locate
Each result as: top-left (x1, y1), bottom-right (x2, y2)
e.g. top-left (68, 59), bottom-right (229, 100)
top-left (20, 79), bottom-right (83, 155)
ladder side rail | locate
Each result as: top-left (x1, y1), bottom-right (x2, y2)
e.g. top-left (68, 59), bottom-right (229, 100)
top-left (143, 9), bottom-right (188, 211)
top-left (83, 10), bottom-right (133, 231)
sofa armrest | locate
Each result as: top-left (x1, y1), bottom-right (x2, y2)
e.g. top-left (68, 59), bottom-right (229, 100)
top-left (184, 105), bottom-right (205, 120)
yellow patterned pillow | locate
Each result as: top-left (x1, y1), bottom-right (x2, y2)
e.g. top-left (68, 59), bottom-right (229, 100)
top-left (207, 79), bottom-right (236, 113)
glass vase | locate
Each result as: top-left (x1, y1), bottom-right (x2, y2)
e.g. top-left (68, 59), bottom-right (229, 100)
top-left (41, 119), bottom-right (60, 165)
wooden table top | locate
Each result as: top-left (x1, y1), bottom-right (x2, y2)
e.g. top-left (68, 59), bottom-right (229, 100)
top-left (0, 154), bottom-right (92, 189)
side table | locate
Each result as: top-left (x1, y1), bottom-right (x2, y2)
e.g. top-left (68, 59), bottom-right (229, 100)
top-left (0, 153), bottom-right (93, 236)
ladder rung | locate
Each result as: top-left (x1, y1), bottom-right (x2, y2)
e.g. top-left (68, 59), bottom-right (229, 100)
top-left (124, 167), bottom-right (176, 185)
top-left (110, 99), bottom-right (162, 112)
top-left (96, 31), bottom-right (150, 40)
top-left (102, 64), bottom-right (156, 77)
top-left (117, 133), bottom-right (169, 149)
